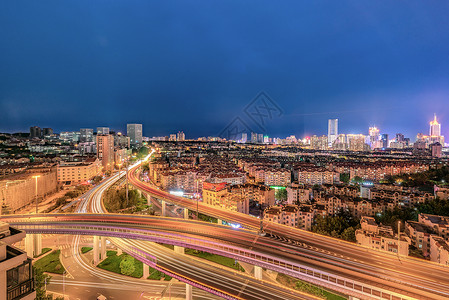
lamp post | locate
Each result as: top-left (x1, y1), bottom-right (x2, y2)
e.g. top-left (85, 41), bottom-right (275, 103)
top-left (195, 179), bottom-right (199, 220)
top-left (397, 220), bottom-right (401, 256)
top-left (32, 175), bottom-right (40, 214)
top-left (126, 156), bottom-right (129, 207)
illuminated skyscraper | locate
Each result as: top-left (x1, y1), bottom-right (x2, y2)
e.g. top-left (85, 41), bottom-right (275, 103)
top-left (80, 128), bottom-right (94, 142)
top-left (369, 127), bottom-right (380, 149)
top-left (177, 131), bottom-right (185, 141)
top-left (328, 119), bottom-right (338, 146)
top-left (97, 127), bottom-right (110, 135)
top-left (430, 114), bottom-right (441, 137)
top-left (96, 134), bottom-right (114, 171)
top-left (127, 124), bottom-right (143, 144)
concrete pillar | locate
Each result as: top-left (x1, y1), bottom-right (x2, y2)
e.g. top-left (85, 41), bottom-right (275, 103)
top-left (93, 236), bottom-right (100, 265)
top-left (33, 233), bottom-right (42, 256)
top-left (185, 283), bottom-right (192, 300)
top-left (143, 264), bottom-right (150, 279)
top-left (174, 246), bottom-right (184, 254)
top-left (116, 247), bottom-right (123, 256)
top-left (161, 200), bottom-right (166, 217)
top-left (183, 208), bottom-right (189, 219)
top-left (25, 234), bottom-right (34, 257)
top-left (25, 234), bottom-right (42, 257)
top-left (145, 194), bottom-right (151, 206)
top-left (254, 265), bottom-right (262, 280)
top-left (137, 189), bottom-right (142, 198)
top-left (217, 218), bottom-right (222, 225)
top-left (100, 237), bottom-right (106, 260)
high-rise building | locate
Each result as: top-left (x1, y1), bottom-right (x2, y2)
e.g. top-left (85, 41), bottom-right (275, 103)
top-left (396, 133), bottom-right (405, 142)
top-left (257, 133), bottom-right (264, 143)
top-left (127, 124), bottom-right (143, 144)
top-left (42, 128), bottom-right (53, 136)
top-left (114, 134), bottom-right (130, 149)
top-left (97, 127), bottom-right (110, 135)
top-left (30, 126), bottom-right (42, 138)
top-left (369, 127), bottom-right (380, 149)
top-left (430, 114), bottom-right (441, 137)
top-left (60, 131), bottom-right (80, 143)
top-left (328, 119), bottom-right (338, 146)
top-left (169, 134), bottom-right (177, 141)
top-left (381, 134), bottom-right (389, 149)
top-left (251, 132), bottom-right (258, 143)
top-left (177, 131), bottom-right (185, 141)
top-left (380, 133), bottom-right (389, 149)
top-left (80, 128), bottom-right (94, 143)
top-left (241, 133), bottom-right (248, 143)
top-left (96, 134), bottom-right (114, 171)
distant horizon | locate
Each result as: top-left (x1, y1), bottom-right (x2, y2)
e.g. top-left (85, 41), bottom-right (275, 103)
top-left (1, 112), bottom-right (445, 142)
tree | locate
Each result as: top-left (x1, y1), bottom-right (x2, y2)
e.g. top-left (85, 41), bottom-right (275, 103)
top-left (120, 255), bottom-right (135, 276)
top-left (340, 173), bottom-right (350, 184)
top-left (275, 189), bottom-right (287, 203)
top-left (351, 176), bottom-right (363, 184)
top-left (92, 176), bottom-right (103, 185)
top-left (341, 227), bottom-right (357, 242)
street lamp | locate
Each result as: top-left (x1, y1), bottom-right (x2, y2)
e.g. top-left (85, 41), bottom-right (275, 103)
top-left (397, 220), bottom-right (401, 256)
top-left (32, 175), bottom-right (40, 214)
top-left (126, 156), bottom-right (129, 207)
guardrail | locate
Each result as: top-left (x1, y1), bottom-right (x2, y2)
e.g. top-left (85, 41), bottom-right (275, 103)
top-left (9, 221), bottom-right (418, 300)
top-left (7, 278), bottom-right (34, 300)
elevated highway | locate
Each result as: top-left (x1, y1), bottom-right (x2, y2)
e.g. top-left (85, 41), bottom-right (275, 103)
top-left (128, 164), bottom-right (449, 300)
top-left (1, 213), bottom-right (447, 300)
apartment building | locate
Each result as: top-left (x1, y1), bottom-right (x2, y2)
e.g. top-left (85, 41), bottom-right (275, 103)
top-left (96, 134), bottom-right (114, 171)
top-left (419, 214), bottom-right (449, 240)
top-left (355, 216), bottom-right (410, 256)
top-left (286, 182), bottom-right (311, 204)
top-left (57, 157), bottom-right (102, 184)
top-left (202, 181), bottom-right (248, 214)
top-left (264, 168), bottom-right (291, 186)
top-left (430, 235), bottom-right (449, 265)
top-left (228, 183), bottom-right (275, 207)
top-left (295, 166), bottom-right (339, 185)
top-left (264, 204), bottom-right (316, 230)
top-left (0, 222), bottom-right (35, 300)
top-left (405, 221), bottom-right (434, 256)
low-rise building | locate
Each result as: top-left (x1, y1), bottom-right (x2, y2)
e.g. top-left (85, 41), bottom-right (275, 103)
top-left (430, 235), bottom-right (449, 265)
top-left (405, 221), bottom-right (434, 257)
top-left (57, 158), bottom-right (102, 184)
top-left (287, 182), bottom-right (311, 204)
top-left (356, 216), bottom-right (410, 256)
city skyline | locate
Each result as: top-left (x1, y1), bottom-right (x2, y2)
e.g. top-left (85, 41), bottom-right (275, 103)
top-left (5, 112), bottom-right (446, 144)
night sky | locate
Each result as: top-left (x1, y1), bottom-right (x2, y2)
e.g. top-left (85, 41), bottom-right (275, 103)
top-left (1, 1), bottom-right (449, 139)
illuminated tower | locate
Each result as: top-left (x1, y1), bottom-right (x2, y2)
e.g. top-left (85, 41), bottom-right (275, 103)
top-left (369, 126), bottom-right (380, 149)
top-left (328, 119), bottom-right (338, 146)
top-left (430, 114), bottom-right (441, 137)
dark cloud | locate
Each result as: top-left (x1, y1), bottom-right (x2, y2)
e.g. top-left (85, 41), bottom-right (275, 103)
top-left (1, 1), bottom-right (449, 139)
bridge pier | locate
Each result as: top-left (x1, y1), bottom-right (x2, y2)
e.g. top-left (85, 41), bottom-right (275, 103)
top-left (144, 193), bottom-right (152, 206)
top-left (185, 283), bottom-right (192, 300)
top-left (25, 233), bottom-right (42, 258)
top-left (217, 218), bottom-right (222, 225)
top-left (174, 246), bottom-right (184, 254)
top-left (143, 264), bottom-right (150, 279)
top-left (254, 265), bottom-right (262, 280)
top-left (100, 237), bottom-right (106, 260)
top-left (161, 200), bottom-right (166, 217)
top-left (93, 236), bottom-right (100, 265)
top-left (183, 208), bottom-right (189, 219)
